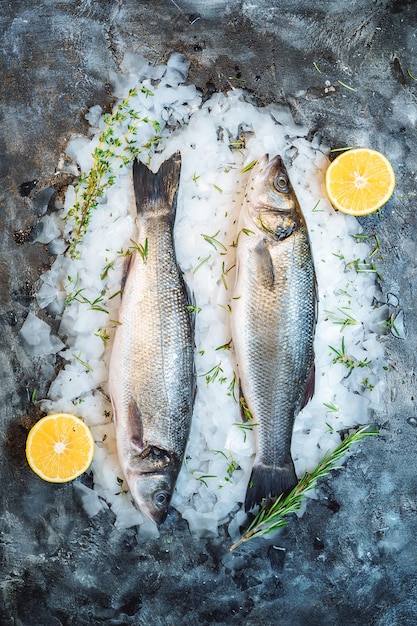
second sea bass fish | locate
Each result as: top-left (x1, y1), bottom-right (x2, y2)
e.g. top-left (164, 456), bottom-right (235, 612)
top-left (231, 154), bottom-right (316, 511)
top-left (109, 154), bottom-right (195, 525)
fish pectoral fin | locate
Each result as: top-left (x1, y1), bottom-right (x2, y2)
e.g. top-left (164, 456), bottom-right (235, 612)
top-left (138, 445), bottom-right (172, 472)
top-left (127, 401), bottom-right (143, 441)
top-left (300, 362), bottom-right (315, 410)
top-left (254, 239), bottom-right (275, 290)
top-left (120, 254), bottom-right (133, 293)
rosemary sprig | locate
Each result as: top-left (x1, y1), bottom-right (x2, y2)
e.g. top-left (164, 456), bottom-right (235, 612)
top-left (337, 79), bottom-right (357, 92)
top-left (196, 474), bottom-right (217, 488)
top-left (201, 230), bottom-right (227, 253)
top-left (199, 362), bottom-right (224, 385)
top-left (65, 288), bottom-right (109, 313)
top-left (193, 254), bottom-right (211, 274)
top-left (329, 336), bottom-right (371, 370)
top-left (231, 227), bottom-right (255, 248)
top-left (227, 372), bottom-right (238, 400)
top-left (94, 327), bottom-right (110, 344)
top-left (240, 159), bottom-right (258, 174)
top-left (323, 401), bottom-right (339, 413)
top-left (65, 87), bottom-right (160, 258)
top-left (72, 352), bottom-right (94, 372)
top-left (129, 237), bottom-right (149, 262)
top-left (324, 307), bottom-right (359, 331)
top-left (229, 425), bottom-right (378, 551)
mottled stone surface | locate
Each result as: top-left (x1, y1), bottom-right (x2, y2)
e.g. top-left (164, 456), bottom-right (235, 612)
top-left (1, 1), bottom-right (417, 624)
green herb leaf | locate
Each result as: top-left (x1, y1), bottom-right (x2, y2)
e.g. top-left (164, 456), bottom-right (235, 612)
top-left (229, 425), bottom-right (378, 551)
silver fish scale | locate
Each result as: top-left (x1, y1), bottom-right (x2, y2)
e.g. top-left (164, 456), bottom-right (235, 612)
top-left (110, 211), bottom-right (194, 471)
top-left (120, 215), bottom-right (193, 456)
top-left (237, 230), bottom-right (316, 467)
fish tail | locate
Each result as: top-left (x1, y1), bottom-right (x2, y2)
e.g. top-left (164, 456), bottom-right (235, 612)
top-left (244, 460), bottom-right (298, 512)
top-left (133, 153), bottom-right (181, 217)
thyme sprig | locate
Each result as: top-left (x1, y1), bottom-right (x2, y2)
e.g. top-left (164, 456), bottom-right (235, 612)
top-left (65, 87), bottom-right (161, 258)
top-left (229, 425), bottom-right (378, 551)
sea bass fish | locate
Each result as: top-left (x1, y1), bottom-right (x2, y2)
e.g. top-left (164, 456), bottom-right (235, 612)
top-left (108, 154), bottom-right (194, 525)
top-left (231, 154), bottom-right (316, 511)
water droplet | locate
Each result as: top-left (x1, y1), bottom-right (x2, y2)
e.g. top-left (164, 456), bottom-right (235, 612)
top-left (406, 416), bottom-right (417, 427)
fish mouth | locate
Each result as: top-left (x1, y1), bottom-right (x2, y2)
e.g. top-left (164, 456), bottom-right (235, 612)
top-left (127, 471), bottom-right (173, 526)
top-left (139, 501), bottom-right (169, 526)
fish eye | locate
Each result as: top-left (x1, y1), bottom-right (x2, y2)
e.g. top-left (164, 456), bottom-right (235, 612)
top-left (153, 490), bottom-right (169, 508)
top-left (273, 173), bottom-right (289, 192)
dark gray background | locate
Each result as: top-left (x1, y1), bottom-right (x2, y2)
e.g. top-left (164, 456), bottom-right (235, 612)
top-left (1, 1), bottom-right (417, 624)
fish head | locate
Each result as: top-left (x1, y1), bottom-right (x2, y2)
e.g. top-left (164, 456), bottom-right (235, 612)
top-left (130, 472), bottom-right (174, 525)
top-left (245, 154), bottom-right (301, 239)
top-left (126, 444), bottom-right (178, 525)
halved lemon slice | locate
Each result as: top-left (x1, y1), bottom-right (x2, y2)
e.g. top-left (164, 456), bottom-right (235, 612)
top-left (26, 412), bottom-right (94, 483)
top-left (325, 148), bottom-right (395, 216)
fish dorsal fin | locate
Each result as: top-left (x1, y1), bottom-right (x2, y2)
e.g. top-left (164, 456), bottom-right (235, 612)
top-left (254, 238), bottom-right (275, 290)
top-left (138, 446), bottom-right (172, 472)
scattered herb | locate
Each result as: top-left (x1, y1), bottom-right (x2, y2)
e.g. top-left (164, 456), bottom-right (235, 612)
top-left (65, 288), bottom-right (109, 314)
top-left (324, 307), bottom-right (360, 331)
top-left (200, 362), bottom-right (224, 385)
top-left (381, 313), bottom-right (400, 337)
top-left (187, 304), bottom-right (202, 314)
top-left (240, 160), bottom-right (258, 174)
top-left (362, 378), bottom-right (375, 391)
top-left (215, 339), bottom-right (233, 351)
top-left (201, 231), bottom-right (227, 253)
top-left (94, 327), bottom-right (111, 344)
top-left (239, 396), bottom-right (254, 421)
top-left (311, 200), bottom-right (324, 212)
top-left (193, 254), bottom-right (211, 274)
top-left (220, 261), bottom-right (235, 290)
top-left (227, 373), bottom-right (238, 400)
top-left (329, 146), bottom-right (355, 153)
top-left (258, 211), bottom-right (275, 235)
top-left (196, 474), bottom-right (217, 488)
top-left (130, 238), bottom-right (149, 262)
top-left (72, 352), bottom-right (94, 372)
top-left (101, 261), bottom-right (115, 281)
top-left (337, 80), bottom-right (357, 92)
top-left (231, 227), bottom-right (255, 248)
top-left (345, 258), bottom-right (383, 282)
top-left (323, 401), bottom-right (340, 413)
top-left (233, 421), bottom-right (259, 443)
top-left (329, 337), bottom-right (371, 370)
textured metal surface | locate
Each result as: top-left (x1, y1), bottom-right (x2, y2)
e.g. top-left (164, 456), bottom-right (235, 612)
top-left (1, 1), bottom-right (417, 624)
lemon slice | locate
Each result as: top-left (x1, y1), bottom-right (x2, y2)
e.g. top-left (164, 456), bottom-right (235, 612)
top-left (325, 148), bottom-right (395, 216)
top-left (26, 412), bottom-right (95, 483)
